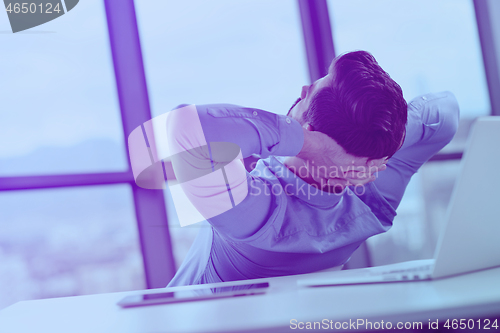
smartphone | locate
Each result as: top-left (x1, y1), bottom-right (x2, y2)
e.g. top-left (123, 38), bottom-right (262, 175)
top-left (117, 282), bottom-right (269, 308)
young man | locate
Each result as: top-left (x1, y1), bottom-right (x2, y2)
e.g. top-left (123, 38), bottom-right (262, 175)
top-left (166, 50), bottom-right (459, 286)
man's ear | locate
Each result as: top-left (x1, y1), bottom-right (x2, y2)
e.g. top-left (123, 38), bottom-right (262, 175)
top-left (303, 123), bottom-right (314, 131)
top-left (368, 156), bottom-right (389, 167)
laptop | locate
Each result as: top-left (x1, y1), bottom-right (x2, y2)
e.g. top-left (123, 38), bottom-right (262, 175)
top-left (298, 117), bottom-right (500, 287)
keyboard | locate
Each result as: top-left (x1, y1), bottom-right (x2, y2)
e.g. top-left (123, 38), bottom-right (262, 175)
top-left (374, 263), bottom-right (433, 281)
top-left (297, 259), bottom-right (435, 287)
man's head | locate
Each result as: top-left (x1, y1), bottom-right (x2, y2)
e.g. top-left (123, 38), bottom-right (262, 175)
top-left (288, 50), bottom-right (407, 160)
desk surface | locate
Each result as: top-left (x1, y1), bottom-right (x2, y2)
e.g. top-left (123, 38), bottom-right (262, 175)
top-left (1, 263), bottom-right (500, 333)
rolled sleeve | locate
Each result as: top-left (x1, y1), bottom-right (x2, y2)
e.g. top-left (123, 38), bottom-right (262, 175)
top-left (198, 104), bottom-right (304, 159)
top-left (373, 91), bottom-right (460, 210)
top-left (403, 91), bottom-right (460, 149)
top-left (423, 91), bottom-right (460, 145)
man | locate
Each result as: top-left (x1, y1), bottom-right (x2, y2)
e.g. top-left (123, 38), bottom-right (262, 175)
top-left (166, 50), bottom-right (459, 287)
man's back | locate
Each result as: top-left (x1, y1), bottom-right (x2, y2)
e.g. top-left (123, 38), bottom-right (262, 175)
top-left (167, 92), bottom-right (459, 287)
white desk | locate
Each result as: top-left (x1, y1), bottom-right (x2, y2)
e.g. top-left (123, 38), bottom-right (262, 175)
top-left (1, 264), bottom-right (500, 333)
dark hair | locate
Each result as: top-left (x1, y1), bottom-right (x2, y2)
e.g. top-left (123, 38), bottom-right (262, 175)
top-left (303, 51), bottom-right (407, 159)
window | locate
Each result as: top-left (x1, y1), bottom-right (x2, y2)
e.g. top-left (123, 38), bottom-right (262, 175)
top-left (0, 185), bottom-right (144, 310)
top-left (135, 0), bottom-right (308, 265)
top-left (327, 0), bottom-right (490, 264)
top-left (328, 0), bottom-right (490, 118)
top-left (0, 0), bottom-right (145, 310)
top-left (0, 0), bottom-right (127, 176)
top-left (135, 0), bottom-right (307, 117)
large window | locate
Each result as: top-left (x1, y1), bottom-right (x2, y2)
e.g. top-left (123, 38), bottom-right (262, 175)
top-left (0, 0), bottom-right (128, 176)
top-left (134, 0), bottom-right (308, 266)
top-left (327, 0), bottom-right (491, 265)
top-left (328, 0), bottom-right (490, 118)
top-left (0, 0), bottom-right (144, 310)
top-left (0, 185), bottom-right (144, 310)
top-left (135, 0), bottom-right (307, 118)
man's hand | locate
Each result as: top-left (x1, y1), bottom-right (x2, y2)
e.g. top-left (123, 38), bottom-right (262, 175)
top-left (296, 127), bottom-right (387, 191)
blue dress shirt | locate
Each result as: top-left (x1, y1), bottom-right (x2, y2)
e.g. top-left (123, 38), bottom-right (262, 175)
top-left (167, 91), bottom-right (459, 286)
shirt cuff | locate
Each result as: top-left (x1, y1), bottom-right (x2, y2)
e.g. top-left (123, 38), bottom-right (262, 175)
top-left (271, 115), bottom-right (304, 157)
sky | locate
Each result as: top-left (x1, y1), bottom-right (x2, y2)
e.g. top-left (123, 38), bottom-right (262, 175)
top-left (0, 0), bottom-right (123, 162)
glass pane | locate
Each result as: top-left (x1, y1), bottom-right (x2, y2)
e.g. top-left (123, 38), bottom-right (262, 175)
top-left (328, 0), bottom-right (490, 118)
top-left (0, 185), bottom-right (144, 310)
top-left (328, 0), bottom-right (488, 265)
top-left (164, 188), bottom-right (208, 269)
top-left (0, 0), bottom-right (128, 176)
top-left (135, 0), bottom-right (308, 117)
top-left (135, 0), bottom-right (308, 266)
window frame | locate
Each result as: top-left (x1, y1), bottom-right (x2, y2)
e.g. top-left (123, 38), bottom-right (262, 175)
top-left (0, 0), bottom-right (176, 289)
top-left (474, 0), bottom-right (500, 116)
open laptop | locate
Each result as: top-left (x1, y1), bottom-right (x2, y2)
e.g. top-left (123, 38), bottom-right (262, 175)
top-left (298, 117), bottom-right (500, 287)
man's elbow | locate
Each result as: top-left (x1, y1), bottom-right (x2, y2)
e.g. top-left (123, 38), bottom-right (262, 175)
top-left (433, 91), bottom-right (460, 145)
top-left (167, 104), bottom-right (206, 151)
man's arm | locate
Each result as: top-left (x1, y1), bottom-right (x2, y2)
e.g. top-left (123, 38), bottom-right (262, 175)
top-left (373, 91), bottom-right (460, 210)
top-left (167, 104), bottom-right (305, 239)
top-left (168, 104), bottom-right (385, 238)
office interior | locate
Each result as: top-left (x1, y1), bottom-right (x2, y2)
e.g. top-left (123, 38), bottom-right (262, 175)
top-left (0, 0), bottom-right (499, 319)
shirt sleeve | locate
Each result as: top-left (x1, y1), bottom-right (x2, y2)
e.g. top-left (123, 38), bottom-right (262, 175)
top-left (167, 104), bottom-right (304, 238)
top-left (372, 91), bottom-right (460, 210)
top-left (199, 104), bottom-right (304, 158)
